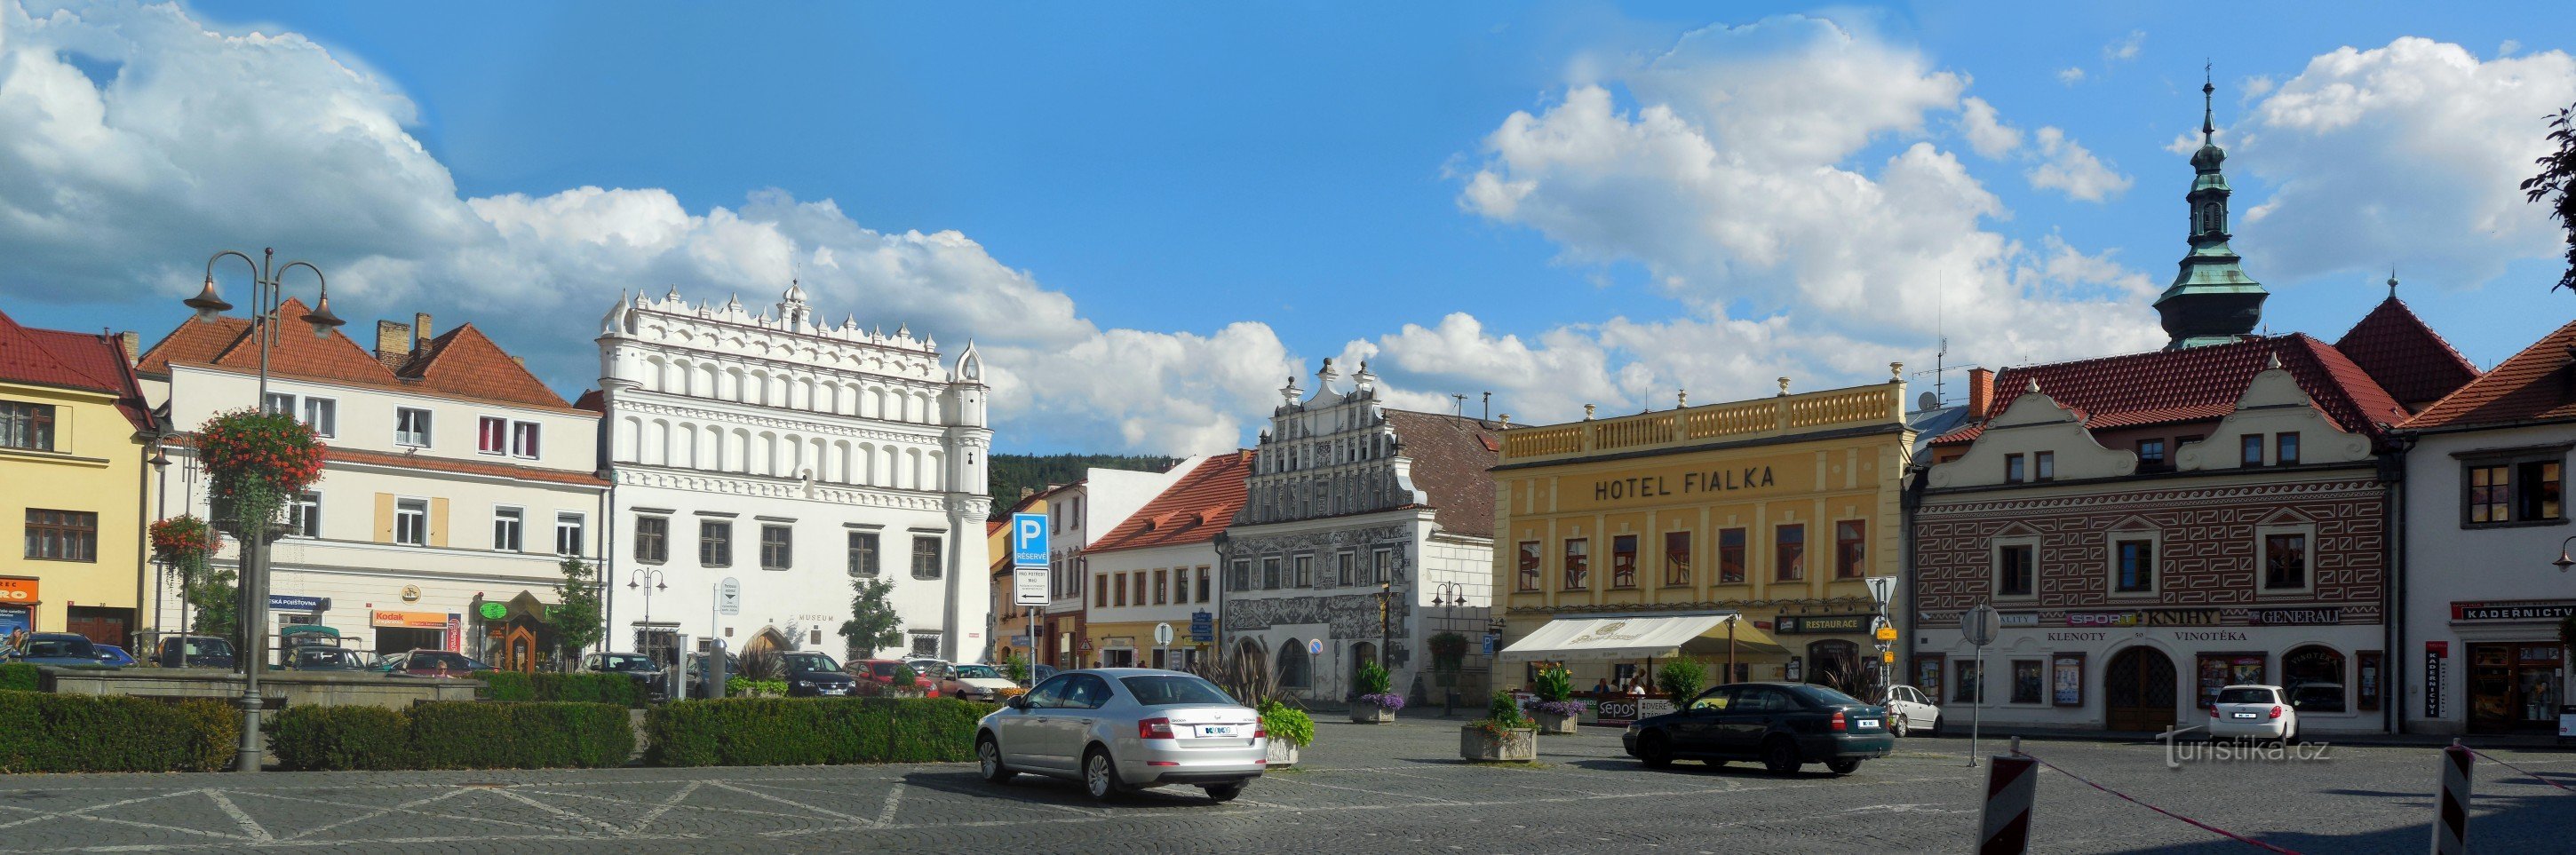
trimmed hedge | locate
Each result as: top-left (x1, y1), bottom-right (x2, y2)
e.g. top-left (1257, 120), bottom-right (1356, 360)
top-left (647, 697), bottom-right (995, 767)
top-left (272, 701), bottom-right (633, 771)
top-left (0, 664), bottom-right (37, 693)
top-left (0, 691), bottom-right (238, 772)
top-left (480, 672), bottom-right (648, 708)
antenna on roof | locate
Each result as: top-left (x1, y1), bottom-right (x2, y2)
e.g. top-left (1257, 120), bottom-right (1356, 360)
top-left (1481, 392), bottom-right (1491, 420)
top-left (1451, 393), bottom-right (1467, 416)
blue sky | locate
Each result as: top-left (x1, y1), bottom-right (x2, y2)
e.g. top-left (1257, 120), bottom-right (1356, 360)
top-left (4, 2), bottom-right (2572, 453)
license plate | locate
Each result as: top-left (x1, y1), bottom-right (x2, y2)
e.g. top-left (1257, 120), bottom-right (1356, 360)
top-left (1198, 725), bottom-right (1236, 737)
top-left (2231, 712), bottom-right (2257, 719)
top-left (1856, 719), bottom-right (1880, 729)
top-left (822, 688), bottom-right (847, 696)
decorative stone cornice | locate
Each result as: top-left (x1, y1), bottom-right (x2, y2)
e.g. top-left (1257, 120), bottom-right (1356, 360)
top-left (609, 394), bottom-right (951, 446)
top-left (614, 468), bottom-right (951, 511)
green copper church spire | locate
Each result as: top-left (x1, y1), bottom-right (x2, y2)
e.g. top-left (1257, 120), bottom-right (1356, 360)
top-left (2154, 67), bottom-right (2267, 350)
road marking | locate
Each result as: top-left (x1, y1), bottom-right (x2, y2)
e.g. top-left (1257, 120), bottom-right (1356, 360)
top-left (248, 788), bottom-right (579, 837)
top-left (703, 780), bottom-right (875, 824)
top-left (271, 787), bottom-right (476, 841)
top-left (625, 780), bottom-right (701, 834)
top-left (203, 790), bottom-right (274, 841)
top-left (490, 788), bottom-right (632, 836)
top-left (876, 781), bottom-right (905, 825)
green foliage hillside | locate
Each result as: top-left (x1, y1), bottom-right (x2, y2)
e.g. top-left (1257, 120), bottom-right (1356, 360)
top-left (988, 453), bottom-right (1179, 510)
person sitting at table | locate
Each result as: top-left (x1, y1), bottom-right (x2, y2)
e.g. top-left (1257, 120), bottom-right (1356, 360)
top-left (1592, 677), bottom-right (1613, 696)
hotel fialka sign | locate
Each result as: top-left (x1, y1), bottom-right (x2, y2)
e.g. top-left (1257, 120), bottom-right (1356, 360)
top-left (1592, 466), bottom-right (1777, 503)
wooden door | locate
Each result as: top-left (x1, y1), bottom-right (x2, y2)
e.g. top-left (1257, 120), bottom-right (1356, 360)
top-left (503, 626), bottom-right (539, 674)
top-left (2103, 647), bottom-right (2178, 732)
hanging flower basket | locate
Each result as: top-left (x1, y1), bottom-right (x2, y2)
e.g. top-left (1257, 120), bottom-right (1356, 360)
top-left (195, 409), bottom-right (327, 537)
top-left (149, 515), bottom-right (223, 582)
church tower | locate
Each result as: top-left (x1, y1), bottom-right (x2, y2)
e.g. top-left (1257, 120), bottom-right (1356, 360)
top-left (2154, 73), bottom-right (2268, 349)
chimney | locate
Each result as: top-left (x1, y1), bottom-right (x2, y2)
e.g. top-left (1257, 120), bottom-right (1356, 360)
top-left (117, 331), bottom-right (139, 364)
top-left (375, 320), bottom-right (414, 368)
top-left (1967, 368), bottom-right (1995, 420)
top-left (412, 313), bottom-right (433, 349)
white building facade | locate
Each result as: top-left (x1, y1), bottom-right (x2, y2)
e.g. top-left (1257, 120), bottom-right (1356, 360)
top-left (594, 286), bottom-right (992, 663)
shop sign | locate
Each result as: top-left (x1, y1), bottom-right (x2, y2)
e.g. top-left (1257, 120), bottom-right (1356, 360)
top-left (268, 594), bottom-right (330, 613)
top-left (477, 602), bottom-right (508, 621)
top-left (2170, 630), bottom-right (2250, 642)
top-left (2067, 612), bottom-right (2140, 628)
top-left (2144, 609), bottom-right (2221, 627)
top-left (0, 605), bottom-right (28, 639)
top-left (1997, 613), bottom-right (2039, 628)
top-left (2044, 631), bottom-right (2106, 642)
top-left (2249, 607), bottom-right (2341, 626)
top-left (1590, 466), bottom-right (1776, 503)
top-left (444, 614), bottom-right (462, 652)
top-left (1638, 698), bottom-right (1676, 719)
top-left (0, 577), bottom-right (37, 604)
top-left (1595, 697), bottom-right (1643, 725)
top-left (371, 610), bottom-right (449, 629)
top-left (2450, 600), bottom-right (2576, 621)
top-left (1773, 614), bottom-right (1869, 634)
top-left (2423, 643), bottom-right (2445, 718)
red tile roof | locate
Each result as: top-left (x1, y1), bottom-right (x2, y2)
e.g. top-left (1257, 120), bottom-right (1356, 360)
top-left (2403, 318), bottom-right (2576, 430)
top-left (141, 301), bottom-right (584, 414)
top-left (572, 389), bottom-right (606, 414)
top-left (134, 315), bottom-right (250, 377)
top-left (1935, 335), bottom-right (2411, 446)
top-left (0, 311), bottom-right (155, 432)
top-left (392, 323), bottom-right (570, 409)
top-left (1385, 409), bottom-right (1507, 537)
top-left (2335, 297), bottom-right (2480, 408)
top-left (1086, 451), bottom-right (1252, 555)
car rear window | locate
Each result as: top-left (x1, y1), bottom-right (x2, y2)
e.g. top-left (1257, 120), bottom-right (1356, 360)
top-left (1119, 675), bottom-right (1235, 707)
top-left (27, 638), bottom-right (93, 658)
top-left (2214, 687), bottom-right (2275, 704)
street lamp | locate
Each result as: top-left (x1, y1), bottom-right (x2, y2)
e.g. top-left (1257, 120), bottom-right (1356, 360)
top-left (147, 445), bottom-right (170, 665)
top-left (2553, 536), bottom-right (2576, 572)
top-left (182, 248), bottom-right (342, 774)
top-left (1429, 582), bottom-right (1466, 713)
top-left (628, 569), bottom-right (669, 661)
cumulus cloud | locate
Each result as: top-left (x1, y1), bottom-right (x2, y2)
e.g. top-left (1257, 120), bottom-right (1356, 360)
top-left (2103, 30), bottom-right (2145, 63)
top-left (1958, 97), bottom-right (2023, 158)
top-left (0, 0), bottom-right (1292, 454)
top-left (2056, 67), bottom-right (2087, 85)
top-left (2026, 126), bottom-right (2134, 202)
top-left (2233, 36), bottom-right (2576, 286)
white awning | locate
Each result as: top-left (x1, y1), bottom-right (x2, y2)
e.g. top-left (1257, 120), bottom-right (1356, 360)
top-left (1497, 613), bottom-right (1786, 661)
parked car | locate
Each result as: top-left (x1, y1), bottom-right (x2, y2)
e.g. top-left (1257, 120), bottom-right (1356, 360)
top-left (1879, 685), bottom-right (1942, 737)
top-left (1623, 682), bottom-right (1896, 775)
top-left (940, 663), bottom-right (1020, 702)
top-left (682, 652), bottom-right (745, 699)
top-left (282, 646), bottom-right (370, 671)
top-left (154, 635), bottom-right (236, 669)
top-left (6, 633), bottom-right (113, 669)
top-left (382, 650), bottom-right (478, 678)
top-left (976, 668), bottom-right (1264, 802)
top-left (854, 659), bottom-right (939, 695)
top-left (92, 645), bottom-right (138, 668)
top-left (781, 651), bottom-right (859, 697)
top-left (2208, 685), bottom-right (2301, 742)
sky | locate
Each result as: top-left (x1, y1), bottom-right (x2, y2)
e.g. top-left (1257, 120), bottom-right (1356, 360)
top-left (4, 1), bottom-right (2573, 455)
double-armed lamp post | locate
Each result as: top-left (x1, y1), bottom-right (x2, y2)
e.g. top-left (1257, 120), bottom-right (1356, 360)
top-left (182, 248), bottom-right (343, 772)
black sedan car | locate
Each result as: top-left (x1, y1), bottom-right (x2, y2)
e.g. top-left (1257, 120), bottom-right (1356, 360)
top-left (1622, 682), bottom-right (1896, 775)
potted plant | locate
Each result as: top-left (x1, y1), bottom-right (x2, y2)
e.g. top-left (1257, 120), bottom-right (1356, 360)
top-left (1525, 666), bottom-right (1583, 734)
top-left (1260, 700), bottom-right (1314, 766)
top-left (1351, 660), bottom-right (1403, 723)
top-left (1460, 691), bottom-right (1538, 763)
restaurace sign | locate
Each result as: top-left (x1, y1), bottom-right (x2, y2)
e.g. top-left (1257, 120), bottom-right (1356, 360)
top-left (1593, 466), bottom-right (1777, 502)
top-left (1570, 621), bottom-right (1644, 645)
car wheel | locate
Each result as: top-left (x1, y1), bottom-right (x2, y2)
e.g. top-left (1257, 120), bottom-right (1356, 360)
top-left (1203, 782), bottom-right (1245, 803)
top-left (1889, 714), bottom-right (1910, 738)
top-left (1826, 758), bottom-right (1863, 775)
top-left (1761, 739), bottom-right (1803, 776)
top-left (1634, 732), bottom-right (1675, 768)
top-left (1083, 747), bottom-right (1125, 802)
top-left (976, 736), bottom-right (1014, 784)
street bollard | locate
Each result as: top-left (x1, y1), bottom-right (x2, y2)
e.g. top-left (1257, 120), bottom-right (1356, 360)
top-left (2432, 740), bottom-right (2472, 855)
top-left (1977, 739), bottom-right (2036, 855)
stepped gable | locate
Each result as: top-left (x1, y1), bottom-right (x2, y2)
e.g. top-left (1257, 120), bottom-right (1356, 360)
top-left (2335, 294), bottom-right (2480, 410)
top-left (2404, 318), bottom-right (2576, 430)
top-left (394, 323), bottom-right (569, 408)
top-left (1935, 335), bottom-right (2409, 447)
top-left (1384, 409), bottom-right (1507, 538)
top-left (0, 311), bottom-right (153, 431)
top-left (1087, 451), bottom-right (1253, 554)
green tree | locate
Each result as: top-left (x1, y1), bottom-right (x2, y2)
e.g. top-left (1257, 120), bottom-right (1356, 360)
top-left (2523, 100), bottom-right (2576, 293)
top-left (838, 577), bottom-right (903, 660)
top-left (1655, 660), bottom-right (1706, 701)
top-left (551, 558), bottom-right (606, 665)
top-left (186, 567), bottom-right (238, 639)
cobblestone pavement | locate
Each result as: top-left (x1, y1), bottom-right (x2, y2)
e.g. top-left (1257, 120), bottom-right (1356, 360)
top-left (0, 720), bottom-right (2565, 853)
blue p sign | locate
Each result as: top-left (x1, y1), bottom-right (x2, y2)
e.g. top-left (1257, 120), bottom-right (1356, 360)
top-left (1012, 512), bottom-right (1048, 567)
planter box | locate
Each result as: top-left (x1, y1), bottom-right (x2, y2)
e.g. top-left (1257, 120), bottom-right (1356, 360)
top-left (1533, 709), bottom-right (1578, 734)
top-left (1265, 740), bottom-right (1300, 767)
top-left (1459, 725), bottom-right (1538, 762)
top-left (1350, 702), bottom-right (1396, 724)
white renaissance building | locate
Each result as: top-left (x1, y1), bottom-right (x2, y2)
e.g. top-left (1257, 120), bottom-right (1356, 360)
top-left (593, 285), bottom-right (993, 664)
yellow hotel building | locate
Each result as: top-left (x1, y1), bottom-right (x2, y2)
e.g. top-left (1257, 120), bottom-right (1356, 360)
top-left (1491, 376), bottom-right (1912, 696)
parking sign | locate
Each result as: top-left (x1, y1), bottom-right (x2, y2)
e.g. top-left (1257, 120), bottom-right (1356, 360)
top-left (1012, 513), bottom-right (1048, 567)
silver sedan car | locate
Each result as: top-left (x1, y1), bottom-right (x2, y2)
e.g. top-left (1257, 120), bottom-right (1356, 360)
top-left (975, 668), bottom-right (1266, 802)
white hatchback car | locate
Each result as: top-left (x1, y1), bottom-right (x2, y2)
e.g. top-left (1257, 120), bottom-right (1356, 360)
top-left (1880, 685), bottom-right (1942, 737)
top-left (2207, 684), bottom-right (2300, 741)
top-left (976, 668), bottom-right (1266, 802)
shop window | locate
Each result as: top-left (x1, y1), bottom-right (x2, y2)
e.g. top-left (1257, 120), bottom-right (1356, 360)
top-left (632, 515), bottom-right (667, 564)
top-left (1833, 520), bottom-right (1865, 579)
top-left (1515, 542), bottom-right (1540, 591)
top-left (910, 535), bottom-right (942, 579)
top-left (1718, 528), bottom-right (1746, 583)
top-left (1995, 542), bottom-right (2034, 597)
top-left (2113, 538), bottom-right (2155, 593)
top-left (2262, 532), bottom-right (2308, 590)
top-left (394, 499), bottom-right (430, 547)
top-left (847, 531), bottom-right (879, 576)
top-left (760, 525), bottom-right (792, 570)
top-left (1663, 531), bottom-right (1691, 587)
top-left (2277, 432), bottom-right (2301, 466)
top-left (1952, 658), bottom-right (1983, 704)
top-left (0, 401), bottom-right (56, 451)
top-left (2282, 645), bottom-right (2347, 713)
top-left (2034, 451), bottom-right (2055, 482)
top-left (1774, 524), bottom-right (1805, 582)
top-left (2464, 455), bottom-right (2565, 526)
top-left (2051, 653), bottom-right (2086, 707)
top-left (1912, 654), bottom-right (1944, 702)
top-left (1562, 539), bottom-right (1589, 590)
top-left (22, 509), bottom-right (97, 562)
top-left (1610, 535), bottom-right (1638, 589)
top-left (2004, 454), bottom-right (2025, 484)
top-left (2010, 660), bottom-right (2044, 704)
top-left (2241, 434), bottom-right (2265, 467)
top-left (2136, 438), bottom-right (2167, 472)
top-left (699, 520), bottom-right (733, 567)
top-left (2196, 653), bottom-right (2267, 708)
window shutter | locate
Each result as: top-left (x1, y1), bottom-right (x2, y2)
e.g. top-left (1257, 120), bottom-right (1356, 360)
top-left (429, 497), bottom-right (450, 547)
top-left (374, 493), bottom-right (395, 542)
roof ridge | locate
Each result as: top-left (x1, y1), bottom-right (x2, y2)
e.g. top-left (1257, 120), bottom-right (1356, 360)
top-left (2402, 317), bottom-right (2576, 429)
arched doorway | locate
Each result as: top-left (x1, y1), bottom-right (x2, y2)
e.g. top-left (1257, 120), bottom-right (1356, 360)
top-left (2104, 647), bottom-right (2178, 732)
top-left (1276, 639), bottom-right (1311, 689)
top-left (1348, 641), bottom-right (1379, 699)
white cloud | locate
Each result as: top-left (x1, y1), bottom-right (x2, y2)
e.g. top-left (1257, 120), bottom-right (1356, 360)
top-left (2233, 36), bottom-right (2576, 286)
top-left (1958, 97), bottom-right (2023, 158)
top-left (2103, 30), bottom-right (2145, 63)
top-left (2026, 126), bottom-right (2134, 202)
top-left (2499, 39), bottom-right (2521, 58)
top-left (2056, 67), bottom-right (2087, 85)
top-left (0, 0), bottom-right (1292, 455)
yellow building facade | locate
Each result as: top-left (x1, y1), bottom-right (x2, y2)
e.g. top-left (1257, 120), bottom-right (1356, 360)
top-left (1491, 378), bottom-right (1912, 696)
top-left (0, 314), bottom-right (157, 649)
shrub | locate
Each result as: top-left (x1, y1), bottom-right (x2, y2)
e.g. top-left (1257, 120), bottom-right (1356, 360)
top-left (1355, 660), bottom-right (1393, 694)
top-left (480, 672), bottom-right (648, 708)
top-left (1655, 660), bottom-right (1706, 701)
top-left (1469, 690), bottom-right (1530, 739)
top-left (725, 677), bottom-right (790, 697)
top-left (271, 701), bottom-right (632, 771)
top-left (0, 692), bottom-right (237, 772)
top-left (890, 664), bottom-right (918, 687)
top-left (646, 697), bottom-right (994, 767)
top-left (0, 664), bottom-right (37, 693)
top-left (1259, 700), bottom-right (1315, 748)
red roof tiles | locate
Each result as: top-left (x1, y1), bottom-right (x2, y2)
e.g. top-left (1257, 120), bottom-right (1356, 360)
top-left (393, 324), bottom-right (569, 409)
top-left (2335, 297), bottom-right (2480, 408)
top-left (1087, 451), bottom-right (1253, 554)
top-left (1384, 409), bottom-right (1507, 537)
top-left (1936, 335), bottom-right (2411, 446)
top-left (140, 301), bottom-right (581, 413)
top-left (2403, 318), bottom-right (2576, 430)
top-left (0, 310), bottom-right (155, 432)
